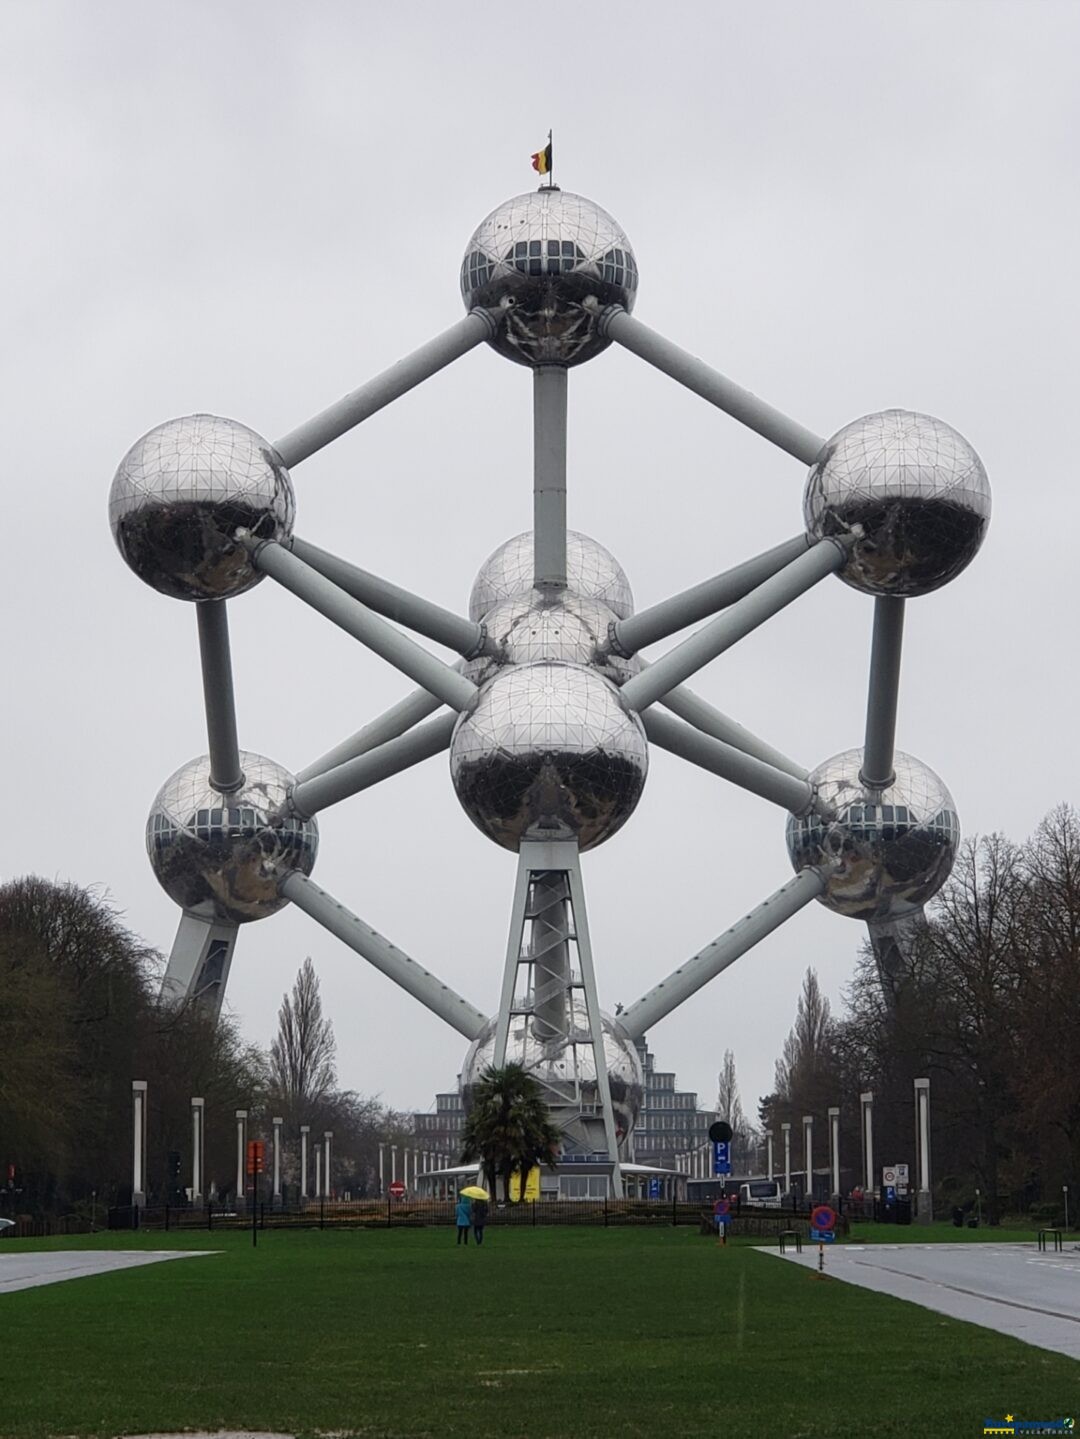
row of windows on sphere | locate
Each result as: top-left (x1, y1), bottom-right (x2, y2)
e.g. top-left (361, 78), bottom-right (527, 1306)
top-left (796, 806), bottom-right (959, 848)
top-left (460, 244), bottom-right (640, 291)
top-left (148, 809), bottom-right (314, 850)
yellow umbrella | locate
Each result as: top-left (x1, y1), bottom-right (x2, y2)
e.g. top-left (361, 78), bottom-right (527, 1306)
top-left (460, 1185), bottom-right (489, 1200)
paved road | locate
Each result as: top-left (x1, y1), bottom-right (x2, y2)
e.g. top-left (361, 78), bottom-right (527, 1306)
top-left (759, 1241), bottom-right (1080, 1359)
top-left (0, 1249), bottom-right (218, 1294)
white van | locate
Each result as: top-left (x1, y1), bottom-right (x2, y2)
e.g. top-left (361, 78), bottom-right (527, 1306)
top-left (738, 1179), bottom-right (782, 1209)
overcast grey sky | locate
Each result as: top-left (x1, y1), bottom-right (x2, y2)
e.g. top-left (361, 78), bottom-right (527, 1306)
top-left (3, 0), bottom-right (1077, 1123)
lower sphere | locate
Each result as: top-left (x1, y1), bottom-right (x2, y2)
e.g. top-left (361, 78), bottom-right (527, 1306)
top-left (786, 748), bottom-right (959, 919)
top-left (468, 529), bottom-right (634, 624)
top-left (461, 1003), bottom-right (644, 1143)
top-left (146, 752), bottom-right (318, 922)
top-left (450, 661), bottom-right (647, 852)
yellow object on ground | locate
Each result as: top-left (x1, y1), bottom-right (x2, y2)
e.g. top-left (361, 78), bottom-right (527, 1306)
top-left (508, 1167), bottom-right (541, 1202)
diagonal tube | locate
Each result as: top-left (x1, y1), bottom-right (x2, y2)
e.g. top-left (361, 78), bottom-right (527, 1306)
top-left (296, 680), bottom-right (457, 785)
top-left (196, 600), bottom-right (244, 793)
top-left (290, 537), bottom-right (483, 656)
top-left (282, 872), bottom-right (487, 1041)
top-left (658, 683), bottom-right (808, 781)
top-left (247, 539), bottom-right (479, 712)
top-left (613, 534), bottom-right (813, 655)
top-left (861, 596), bottom-right (905, 788)
top-left (289, 712), bottom-right (456, 819)
top-left (273, 311), bottom-right (496, 467)
top-left (641, 708), bottom-right (816, 814)
top-left (600, 308), bottom-right (826, 464)
top-left (619, 868), bottom-right (827, 1039)
top-left (619, 539), bottom-right (848, 713)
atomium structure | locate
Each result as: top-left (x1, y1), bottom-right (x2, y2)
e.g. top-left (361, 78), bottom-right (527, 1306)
top-left (110, 182), bottom-right (989, 1194)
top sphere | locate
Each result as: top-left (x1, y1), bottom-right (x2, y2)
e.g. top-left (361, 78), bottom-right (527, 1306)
top-left (469, 529), bottom-right (634, 624)
top-left (804, 410), bottom-right (990, 597)
top-left (110, 414), bottom-right (295, 601)
top-left (460, 189), bottom-right (638, 367)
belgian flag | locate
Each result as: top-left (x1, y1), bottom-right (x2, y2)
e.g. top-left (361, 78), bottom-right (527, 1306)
top-left (531, 139), bottom-right (552, 176)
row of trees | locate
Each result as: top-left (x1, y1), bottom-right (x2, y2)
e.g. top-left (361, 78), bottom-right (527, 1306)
top-left (0, 878), bottom-right (418, 1215)
top-left (760, 806), bottom-right (1080, 1222)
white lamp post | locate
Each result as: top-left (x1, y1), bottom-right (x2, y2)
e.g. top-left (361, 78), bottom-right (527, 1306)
top-left (132, 1081), bottom-right (148, 1209)
top-left (191, 1097), bottom-right (204, 1207)
top-left (914, 1078), bottom-right (932, 1223)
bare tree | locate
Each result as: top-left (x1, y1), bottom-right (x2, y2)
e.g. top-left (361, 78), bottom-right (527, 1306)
top-left (716, 1048), bottom-right (755, 1172)
top-left (268, 958), bottom-right (336, 1127)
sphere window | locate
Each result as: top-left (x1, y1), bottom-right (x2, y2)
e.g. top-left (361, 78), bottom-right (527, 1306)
top-left (601, 246), bottom-right (639, 292)
top-left (461, 250), bottom-right (493, 294)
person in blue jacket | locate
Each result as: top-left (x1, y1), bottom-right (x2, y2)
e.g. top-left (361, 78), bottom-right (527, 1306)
top-left (455, 1192), bottom-right (472, 1245)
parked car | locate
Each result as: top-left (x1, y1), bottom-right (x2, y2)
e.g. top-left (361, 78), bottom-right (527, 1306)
top-left (0, 1217), bottom-right (15, 1233)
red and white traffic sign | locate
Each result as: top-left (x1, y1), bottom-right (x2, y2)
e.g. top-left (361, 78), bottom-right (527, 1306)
top-left (388, 1180), bottom-right (406, 1198)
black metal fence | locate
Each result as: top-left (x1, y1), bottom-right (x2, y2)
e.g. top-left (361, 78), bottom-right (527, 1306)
top-left (107, 1197), bottom-right (849, 1237)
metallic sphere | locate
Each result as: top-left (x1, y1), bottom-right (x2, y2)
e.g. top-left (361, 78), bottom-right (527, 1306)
top-left (110, 414), bottom-right (295, 601)
top-left (804, 410), bottom-right (990, 597)
top-left (461, 1002), bottom-right (644, 1143)
top-left (464, 592), bottom-right (640, 689)
top-left (460, 189), bottom-right (638, 367)
top-left (469, 529), bottom-right (634, 624)
top-left (450, 661), bottom-right (647, 852)
top-left (146, 752), bottom-right (318, 923)
top-left (786, 748), bottom-right (959, 920)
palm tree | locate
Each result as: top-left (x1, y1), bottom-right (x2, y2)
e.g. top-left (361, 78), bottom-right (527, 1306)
top-left (460, 1063), bottom-right (561, 1202)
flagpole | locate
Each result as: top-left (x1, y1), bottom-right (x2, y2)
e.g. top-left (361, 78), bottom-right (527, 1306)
top-left (548, 129), bottom-right (553, 190)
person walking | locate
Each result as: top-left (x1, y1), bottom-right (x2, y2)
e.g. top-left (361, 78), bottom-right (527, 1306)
top-left (471, 1196), bottom-right (489, 1246)
top-left (455, 1191), bottom-right (472, 1245)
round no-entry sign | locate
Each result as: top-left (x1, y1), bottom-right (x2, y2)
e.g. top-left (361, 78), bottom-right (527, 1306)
top-left (389, 1181), bottom-right (405, 1198)
top-left (811, 1204), bottom-right (837, 1231)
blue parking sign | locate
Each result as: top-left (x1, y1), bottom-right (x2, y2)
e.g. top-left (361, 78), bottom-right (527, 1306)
top-left (713, 1141), bottom-right (731, 1176)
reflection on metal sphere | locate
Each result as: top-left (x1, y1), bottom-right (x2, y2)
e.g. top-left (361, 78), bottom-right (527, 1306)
top-left (465, 592), bottom-right (640, 688)
top-left (804, 410), bottom-right (990, 597)
top-left (147, 752), bottom-right (317, 922)
top-left (450, 661), bottom-right (647, 852)
top-left (461, 1002), bottom-right (644, 1144)
top-left (786, 748), bottom-right (959, 919)
top-left (461, 189), bottom-right (638, 367)
top-left (110, 415), bottom-right (295, 601)
top-left (469, 529), bottom-right (634, 624)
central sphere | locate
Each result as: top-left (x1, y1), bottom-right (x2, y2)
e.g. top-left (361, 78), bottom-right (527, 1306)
top-left (464, 592), bottom-right (639, 689)
top-left (450, 661), bottom-right (647, 852)
top-left (804, 410), bottom-right (990, 597)
top-left (461, 1004), bottom-right (644, 1144)
top-left (146, 752), bottom-right (318, 923)
top-left (109, 414), bottom-right (295, 601)
top-left (469, 529), bottom-right (634, 624)
top-left (786, 748), bottom-right (959, 920)
top-left (460, 189), bottom-right (638, 366)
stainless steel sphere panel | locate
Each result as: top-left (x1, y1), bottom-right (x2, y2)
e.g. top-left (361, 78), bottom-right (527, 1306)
top-left (461, 1004), bottom-right (644, 1141)
top-left (804, 410), bottom-right (990, 597)
top-left (147, 752), bottom-right (318, 922)
top-left (110, 414), bottom-right (295, 601)
top-left (465, 592), bottom-right (641, 688)
top-left (469, 529), bottom-right (634, 624)
top-left (450, 662), bottom-right (648, 852)
top-left (786, 748), bottom-right (959, 919)
top-left (461, 189), bottom-right (638, 366)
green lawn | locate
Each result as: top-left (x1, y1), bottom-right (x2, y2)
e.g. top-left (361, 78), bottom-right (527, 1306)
top-left (1, 1226), bottom-right (1076, 1438)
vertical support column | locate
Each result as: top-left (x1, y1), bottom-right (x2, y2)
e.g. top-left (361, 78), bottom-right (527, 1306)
top-left (567, 857), bottom-right (624, 1199)
top-left (391, 1145), bottom-right (398, 1184)
top-left (533, 365), bottom-right (568, 589)
top-left (413, 1149), bottom-right (420, 1190)
top-left (803, 1116), bottom-right (814, 1205)
top-left (191, 1097), bottom-right (204, 1207)
top-left (324, 1131), bottom-right (333, 1200)
top-left (314, 1143), bottom-right (323, 1200)
top-left (493, 858), bottom-right (533, 1069)
top-left (782, 1122), bottom-right (791, 1198)
top-left (132, 1081), bottom-right (147, 1209)
top-left (860, 1091), bottom-right (874, 1195)
top-left (861, 596), bottom-right (906, 789)
top-left (235, 1110), bottom-right (247, 1210)
top-left (196, 599), bottom-right (244, 793)
top-left (828, 1107), bottom-right (840, 1203)
top-left (378, 1144), bottom-right (385, 1196)
top-left (300, 1125), bottom-right (310, 1201)
top-left (766, 1130), bottom-right (774, 1182)
top-left (914, 1077), bottom-right (932, 1223)
top-left (272, 1117), bottom-right (283, 1209)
